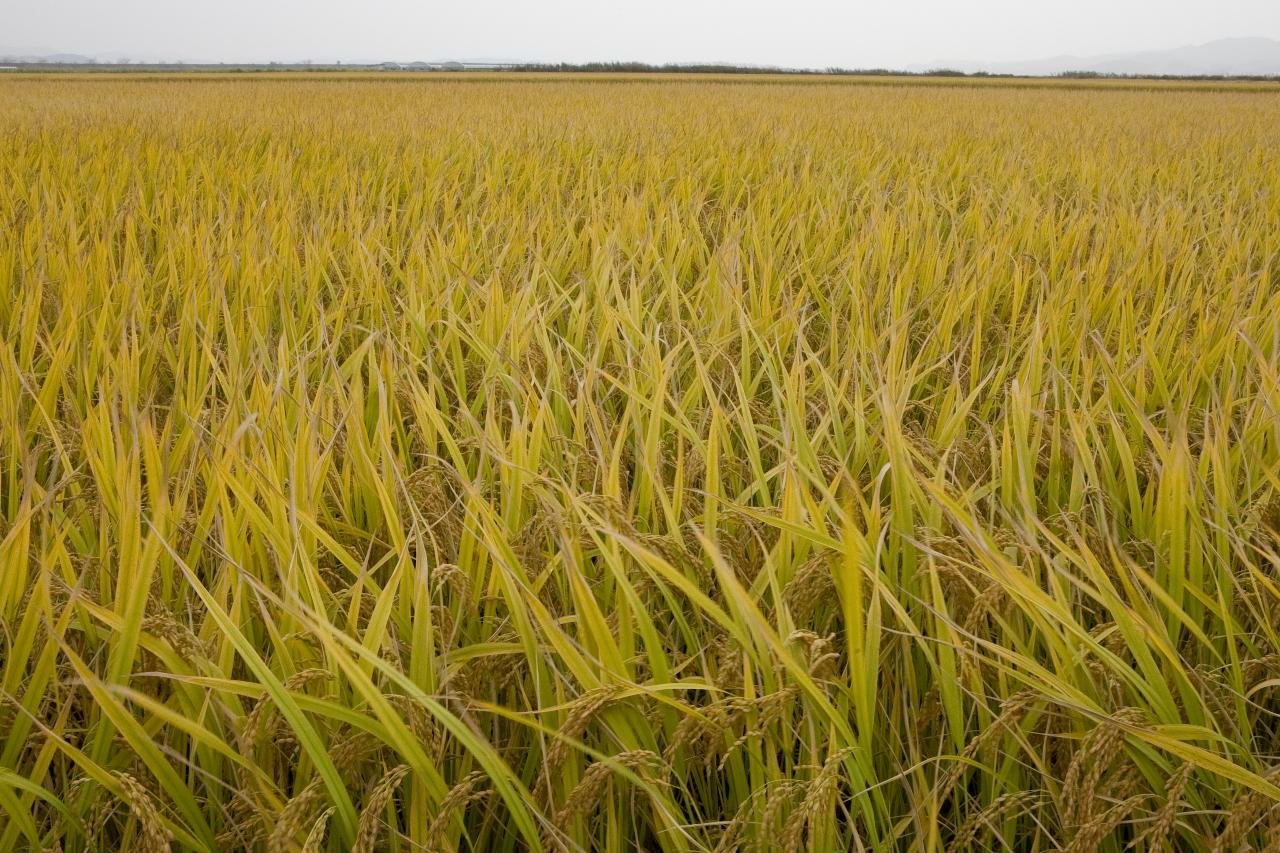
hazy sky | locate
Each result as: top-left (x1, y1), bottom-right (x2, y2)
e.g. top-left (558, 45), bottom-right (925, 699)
top-left (6, 0), bottom-right (1280, 67)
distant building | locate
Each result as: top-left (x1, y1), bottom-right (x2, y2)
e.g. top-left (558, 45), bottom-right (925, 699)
top-left (0, 66), bottom-right (18, 71)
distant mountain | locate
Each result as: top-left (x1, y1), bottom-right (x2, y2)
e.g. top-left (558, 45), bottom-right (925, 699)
top-left (0, 52), bottom-right (97, 64)
top-left (927, 37), bottom-right (1280, 77)
top-left (0, 45), bottom-right (191, 65)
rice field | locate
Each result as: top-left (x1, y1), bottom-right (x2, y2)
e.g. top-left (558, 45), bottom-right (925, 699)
top-left (2, 74), bottom-right (1280, 851)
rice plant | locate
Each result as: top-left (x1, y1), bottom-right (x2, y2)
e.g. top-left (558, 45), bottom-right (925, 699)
top-left (1, 74), bottom-right (1279, 851)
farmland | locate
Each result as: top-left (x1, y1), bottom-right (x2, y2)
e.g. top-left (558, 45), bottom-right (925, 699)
top-left (2, 75), bottom-right (1280, 851)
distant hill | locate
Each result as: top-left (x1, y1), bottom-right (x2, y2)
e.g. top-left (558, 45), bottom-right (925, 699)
top-left (929, 37), bottom-right (1280, 77)
top-left (0, 52), bottom-right (97, 64)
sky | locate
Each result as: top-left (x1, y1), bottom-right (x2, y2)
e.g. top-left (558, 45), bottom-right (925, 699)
top-left (5, 0), bottom-right (1280, 67)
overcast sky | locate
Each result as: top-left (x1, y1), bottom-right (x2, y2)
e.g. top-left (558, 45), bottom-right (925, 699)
top-left (6, 0), bottom-right (1280, 67)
